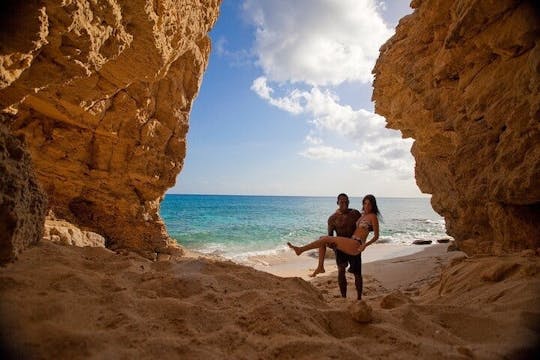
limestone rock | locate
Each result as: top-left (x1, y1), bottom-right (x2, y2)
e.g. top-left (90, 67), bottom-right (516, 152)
top-left (0, 1), bottom-right (221, 255)
top-left (43, 219), bottom-right (106, 247)
top-left (0, 121), bottom-right (47, 264)
top-left (373, 0), bottom-right (540, 255)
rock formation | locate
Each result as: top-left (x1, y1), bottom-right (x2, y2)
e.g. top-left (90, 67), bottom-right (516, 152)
top-left (43, 217), bottom-right (106, 247)
top-left (373, 0), bottom-right (540, 255)
top-left (0, 121), bottom-right (47, 263)
top-left (0, 0), bottom-right (221, 258)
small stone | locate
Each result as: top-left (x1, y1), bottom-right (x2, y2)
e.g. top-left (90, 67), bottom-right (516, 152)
top-left (349, 300), bottom-right (373, 323)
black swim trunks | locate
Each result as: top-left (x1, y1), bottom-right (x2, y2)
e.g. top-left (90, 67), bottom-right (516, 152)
top-left (334, 248), bottom-right (362, 274)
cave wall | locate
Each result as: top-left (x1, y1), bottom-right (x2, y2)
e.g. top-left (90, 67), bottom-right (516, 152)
top-left (0, 0), bottom-right (221, 257)
top-left (0, 120), bottom-right (47, 263)
top-left (373, 0), bottom-right (540, 255)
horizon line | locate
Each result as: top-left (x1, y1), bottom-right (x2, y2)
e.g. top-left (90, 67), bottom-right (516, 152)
top-left (165, 192), bottom-right (431, 199)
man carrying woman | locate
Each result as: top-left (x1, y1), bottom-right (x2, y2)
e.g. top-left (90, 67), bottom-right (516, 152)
top-left (288, 194), bottom-right (381, 300)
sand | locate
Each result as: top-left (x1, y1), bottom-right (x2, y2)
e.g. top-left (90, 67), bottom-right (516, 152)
top-left (1, 241), bottom-right (539, 359)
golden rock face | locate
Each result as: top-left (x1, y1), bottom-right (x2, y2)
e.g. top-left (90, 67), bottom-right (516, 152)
top-left (373, 0), bottom-right (540, 255)
top-left (1, 0), bottom-right (221, 256)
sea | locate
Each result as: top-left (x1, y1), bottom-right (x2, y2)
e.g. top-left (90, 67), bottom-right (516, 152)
top-left (160, 194), bottom-right (450, 263)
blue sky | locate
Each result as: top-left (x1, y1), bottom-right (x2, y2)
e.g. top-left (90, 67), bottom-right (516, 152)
top-left (168, 0), bottom-right (421, 197)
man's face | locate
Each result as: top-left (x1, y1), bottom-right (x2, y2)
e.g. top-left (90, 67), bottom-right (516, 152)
top-left (337, 196), bottom-right (349, 210)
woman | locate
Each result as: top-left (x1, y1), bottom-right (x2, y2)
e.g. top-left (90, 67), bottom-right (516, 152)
top-left (287, 194), bottom-right (381, 273)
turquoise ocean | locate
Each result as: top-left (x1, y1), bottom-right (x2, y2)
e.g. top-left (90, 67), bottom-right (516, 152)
top-left (160, 195), bottom-right (449, 262)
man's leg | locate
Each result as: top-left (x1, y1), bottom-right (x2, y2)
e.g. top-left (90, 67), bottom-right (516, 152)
top-left (350, 253), bottom-right (363, 300)
top-left (337, 265), bottom-right (347, 297)
top-left (334, 249), bottom-right (348, 297)
top-left (353, 273), bottom-right (363, 300)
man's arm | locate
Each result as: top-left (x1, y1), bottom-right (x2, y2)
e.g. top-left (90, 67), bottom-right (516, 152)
top-left (327, 214), bottom-right (338, 249)
top-left (327, 214), bottom-right (336, 236)
top-left (352, 209), bottom-right (361, 222)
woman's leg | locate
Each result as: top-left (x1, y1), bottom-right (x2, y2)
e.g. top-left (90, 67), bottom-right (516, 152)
top-left (288, 237), bottom-right (361, 279)
top-left (288, 236), bottom-right (360, 256)
top-left (287, 236), bottom-right (332, 255)
top-left (332, 237), bottom-right (362, 256)
top-left (309, 245), bottom-right (326, 277)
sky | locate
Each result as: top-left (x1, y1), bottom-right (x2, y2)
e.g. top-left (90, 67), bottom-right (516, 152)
top-left (168, 0), bottom-right (421, 198)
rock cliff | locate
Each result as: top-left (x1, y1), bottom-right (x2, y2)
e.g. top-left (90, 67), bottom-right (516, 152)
top-left (373, 0), bottom-right (540, 255)
top-left (0, 0), bottom-right (221, 260)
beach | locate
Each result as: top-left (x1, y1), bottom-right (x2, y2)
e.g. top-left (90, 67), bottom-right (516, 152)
top-left (247, 243), bottom-right (431, 280)
top-left (1, 240), bottom-right (538, 359)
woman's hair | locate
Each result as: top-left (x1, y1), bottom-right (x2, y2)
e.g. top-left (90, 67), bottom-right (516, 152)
top-left (362, 194), bottom-right (381, 218)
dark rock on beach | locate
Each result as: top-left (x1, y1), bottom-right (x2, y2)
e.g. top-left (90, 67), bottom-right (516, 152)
top-left (412, 240), bottom-right (432, 245)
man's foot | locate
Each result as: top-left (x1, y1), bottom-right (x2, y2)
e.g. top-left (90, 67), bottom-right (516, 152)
top-left (309, 267), bottom-right (325, 277)
top-left (287, 242), bottom-right (301, 256)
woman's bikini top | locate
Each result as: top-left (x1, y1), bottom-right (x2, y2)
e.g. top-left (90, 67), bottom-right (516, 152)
top-left (356, 216), bottom-right (373, 232)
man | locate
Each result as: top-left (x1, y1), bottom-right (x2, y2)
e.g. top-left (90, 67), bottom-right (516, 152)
top-left (327, 193), bottom-right (362, 300)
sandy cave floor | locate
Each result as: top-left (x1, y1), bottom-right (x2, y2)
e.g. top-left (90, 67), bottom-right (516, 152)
top-left (0, 241), bottom-right (539, 359)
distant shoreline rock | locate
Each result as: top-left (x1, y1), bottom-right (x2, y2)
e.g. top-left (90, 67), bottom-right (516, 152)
top-left (412, 240), bottom-right (432, 245)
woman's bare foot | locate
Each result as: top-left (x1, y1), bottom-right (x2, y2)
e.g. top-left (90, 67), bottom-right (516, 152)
top-left (287, 242), bottom-right (302, 256)
top-left (309, 267), bottom-right (325, 277)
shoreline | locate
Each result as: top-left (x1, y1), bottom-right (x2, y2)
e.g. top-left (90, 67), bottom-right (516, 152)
top-left (244, 243), bottom-right (437, 280)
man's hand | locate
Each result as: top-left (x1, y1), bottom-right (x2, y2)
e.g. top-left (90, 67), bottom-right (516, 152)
top-left (357, 243), bottom-right (366, 253)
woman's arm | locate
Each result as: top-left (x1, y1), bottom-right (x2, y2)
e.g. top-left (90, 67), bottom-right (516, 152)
top-left (357, 215), bottom-right (379, 252)
top-left (365, 214), bottom-right (379, 246)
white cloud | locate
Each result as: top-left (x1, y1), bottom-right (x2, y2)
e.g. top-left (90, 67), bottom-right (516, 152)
top-left (305, 134), bottom-right (323, 145)
top-left (300, 145), bottom-right (360, 161)
top-left (251, 79), bottom-right (415, 174)
top-left (302, 88), bottom-right (387, 142)
top-left (243, 0), bottom-right (393, 85)
top-left (251, 82), bottom-right (401, 145)
top-left (251, 77), bottom-right (303, 114)
top-left (244, 0), bottom-right (415, 181)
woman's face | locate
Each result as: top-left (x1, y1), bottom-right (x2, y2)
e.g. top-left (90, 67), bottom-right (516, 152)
top-left (363, 199), bottom-right (373, 213)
